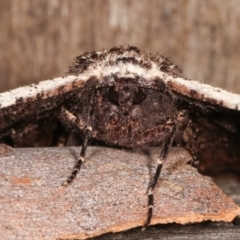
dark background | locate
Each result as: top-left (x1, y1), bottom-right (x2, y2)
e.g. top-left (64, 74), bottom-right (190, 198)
top-left (1, 0), bottom-right (240, 93)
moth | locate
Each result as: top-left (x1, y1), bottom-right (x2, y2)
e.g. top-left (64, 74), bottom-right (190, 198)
top-left (1, 46), bottom-right (240, 227)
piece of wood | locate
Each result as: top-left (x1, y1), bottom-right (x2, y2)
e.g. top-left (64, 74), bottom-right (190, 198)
top-left (0, 145), bottom-right (239, 240)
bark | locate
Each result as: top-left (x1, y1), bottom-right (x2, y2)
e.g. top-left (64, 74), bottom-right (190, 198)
top-left (0, 145), bottom-right (239, 239)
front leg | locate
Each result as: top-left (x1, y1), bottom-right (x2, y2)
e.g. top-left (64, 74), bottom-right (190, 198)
top-left (58, 107), bottom-right (93, 186)
top-left (143, 123), bottom-right (176, 229)
top-left (58, 107), bottom-right (86, 131)
top-left (62, 126), bottom-right (92, 186)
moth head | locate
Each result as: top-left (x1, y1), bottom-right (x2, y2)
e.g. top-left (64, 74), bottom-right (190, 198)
top-left (108, 78), bottom-right (146, 115)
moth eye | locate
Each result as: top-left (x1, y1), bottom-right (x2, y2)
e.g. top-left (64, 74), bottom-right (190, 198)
top-left (133, 88), bottom-right (146, 104)
top-left (108, 86), bottom-right (119, 105)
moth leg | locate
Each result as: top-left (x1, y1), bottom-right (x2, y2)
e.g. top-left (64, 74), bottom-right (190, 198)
top-left (59, 108), bottom-right (89, 186)
top-left (61, 92), bottom-right (95, 186)
top-left (59, 107), bottom-right (81, 130)
top-left (187, 120), bottom-right (199, 167)
top-left (62, 126), bottom-right (92, 186)
top-left (143, 124), bottom-right (176, 229)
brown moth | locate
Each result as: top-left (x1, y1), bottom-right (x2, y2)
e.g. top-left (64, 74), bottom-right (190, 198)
top-left (1, 46), bottom-right (240, 227)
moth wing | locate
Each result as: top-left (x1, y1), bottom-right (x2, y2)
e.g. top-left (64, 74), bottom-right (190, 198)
top-left (0, 76), bottom-right (85, 147)
top-left (189, 108), bottom-right (240, 175)
top-left (162, 76), bottom-right (240, 175)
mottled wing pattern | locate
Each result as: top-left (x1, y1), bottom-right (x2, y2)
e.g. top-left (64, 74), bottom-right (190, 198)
top-left (188, 107), bottom-right (240, 175)
top-left (0, 76), bottom-right (85, 146)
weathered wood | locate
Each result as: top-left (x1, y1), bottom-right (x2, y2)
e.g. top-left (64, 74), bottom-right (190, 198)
top-left (1, 0), bottom-right (240, 92)
top-left (0, 145), bottom-right (239, 239)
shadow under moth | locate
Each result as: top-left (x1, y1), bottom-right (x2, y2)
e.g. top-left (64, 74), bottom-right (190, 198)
top-left (1, 46), bottom-right (240, 227)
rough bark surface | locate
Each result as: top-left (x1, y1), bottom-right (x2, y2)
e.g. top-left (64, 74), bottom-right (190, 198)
top-left (0, 145), bottom-right (239, 240)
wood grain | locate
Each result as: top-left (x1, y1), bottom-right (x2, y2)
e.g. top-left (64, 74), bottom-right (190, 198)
top-left (0, 0), bottom-right (240, 92)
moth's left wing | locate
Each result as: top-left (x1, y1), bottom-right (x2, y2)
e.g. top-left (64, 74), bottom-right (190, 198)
top-left (150, 73), bottom-right (240, 175)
